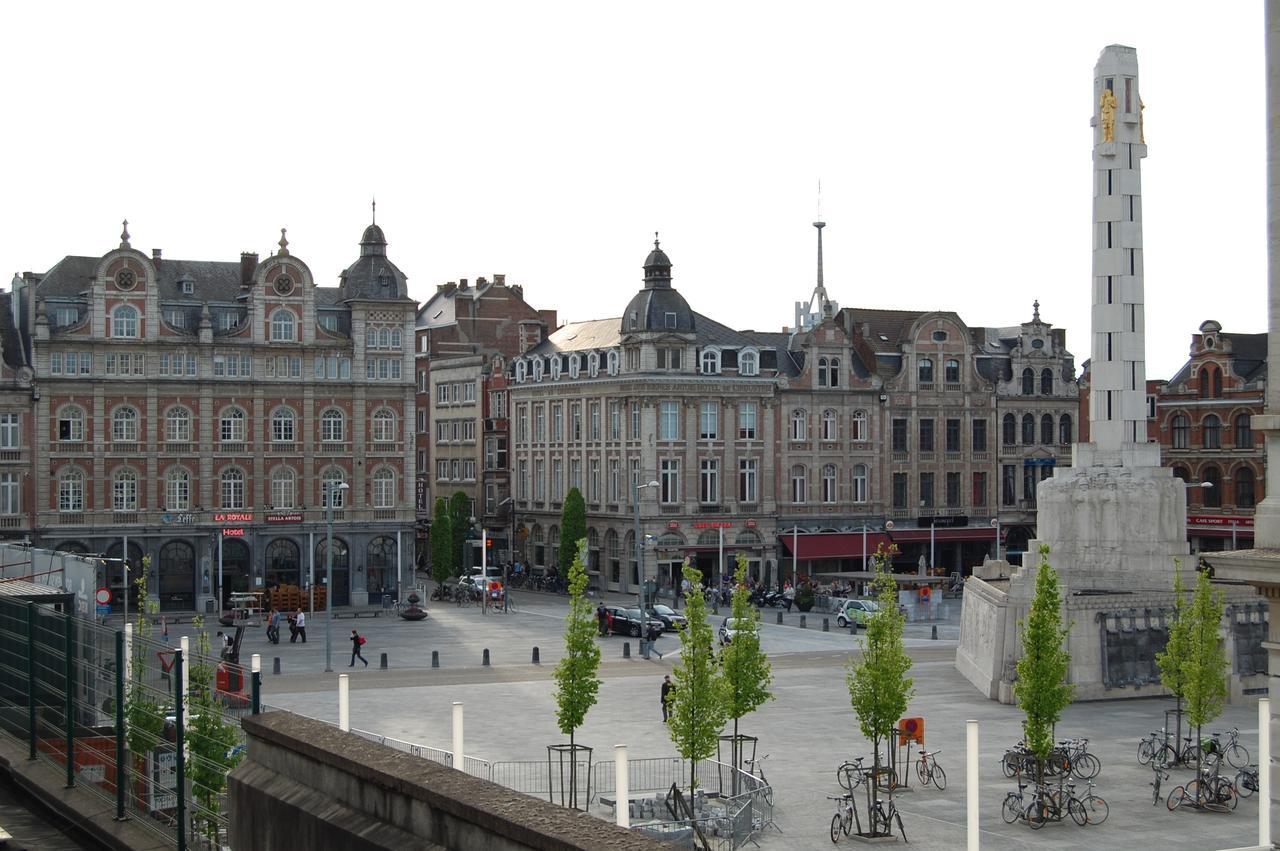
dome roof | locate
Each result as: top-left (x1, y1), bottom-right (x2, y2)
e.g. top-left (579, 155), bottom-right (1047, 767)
top-left (622, 236), bottom-right (694, 333)
top-left (361, 224), bottom-right (387, 250)
top-left (340, 222), bottom-right (407, 300)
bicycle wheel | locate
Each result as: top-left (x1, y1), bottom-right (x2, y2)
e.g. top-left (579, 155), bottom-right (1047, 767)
top-left (1001, 794), bottom-right (1022, 824)
top-left (1027, 801), bottom-right (1049, 830)
top-left (931, 763), bottom-right (946, 791)
top-left (1166, 785), bottom-right (1185, 811)
top-left (1236, 771), bottom-right (1256, 798)
top-left (1068, 797), bottom-right (1088, 827)
top-left (1217, 782), bottom-right (1238, 811)
top-left (831, 813), bottom-right (842, 844)
top-left (1001, 753), bottom-right (1017, 778)
top-left (916, 760), bottom-right (929, 787)
top-left (1138, 739), bottom-right (1155, 765)
top-left (1154, 743), bottom-right (1176, 768)
top-left (1083, 794), bottom-right (1109, 824)
top-left (1076, 752), bottom-right (1102, 780)
top-left (1226, 743), bottom-right (1249, 770)
top-left (1151, 776), bottom-right (1162, 806)
top-left (837, 763), bottom-right (855, 792)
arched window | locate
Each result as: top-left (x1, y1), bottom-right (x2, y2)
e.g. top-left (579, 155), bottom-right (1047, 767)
top-left (220, 467), bottom-right (245, 509)
top-left (56, 405), bottom-right (85, 442)
top-left (587, 352), bottom-right (600, 377)
top-left (945, 359), bottom-right (960, 383)
top-left (112, 406), bottom-right (138, 443)
top-left (270, 308), bottom-right (296, 342)
top-left (266, 539), bottom-right (300, 586)
top-left (270, 466), bottom-right (296, 509)
top-left (1235, 413), bottom-right (1253, 448)
top-left (164, 407), bottom-right (191, 443)
top-left (549, 526), bottom-right (560, 568)
top-left (1214, 368), bottom-right (1224, 397)
top-left (918, 358), bottom-right (934, 384)
top-left (1021, 413), bottom-right (1035, 445)
top-left (701, 349), bottom-right (720, 375)
top-left (58, 468), bottom-right (84, 512)
top-left (1172, 466), bottom-right (1191, 483)
top-left (568, 354), bottom-right (580, 378)
top-left (321, 408), bottom-right (345, 442)
top-left (271, 407), bottom-right (296, 443)
top-left (371, 408), bottom-right (396, 442)
top-left (1041, 414), bottom-right (1054, 445)
top-left (372, 467), bottom-right (396, 508)
top-left (112, 468), bottom-right (137, 511)
top-left (1002, 413), bottom-right (1016, 446)
top-left (791, 409), bottom-right (807, 442)
top-left (531, 358), bottom-right (544, 381)
top-left (219, 407), bottom-right (245, 443)
top-left (1021, 368), bottom-right (1035, 396)
top-left (1040, 368), bottom-right (1054, 395)
top-left (1059, 414), bottom-right (1072, 445)
top-left (817, 357), bottom-right (829, 387)
top-left (321, 467), bottom-right (347, 508)
top-left (110, 304), bottom-right (138, 338)
top-left (367, 537), bottom-right (396, 590)
top-left (791, 465), bottom-right (807, 504)
top-left (851, 410), bottom-right (868, 442)
top-left (851, 464), bottom-right (868, 503)
top-left (827, 358), bottom-right (841, 387)
top-left (821, 409), bottom-right (839, 441)
top-left (1171, 414), bottom-right (1190, 449)
top-left (550, 356), bottom-right (562, 380)
top-left (822, 464), bottom-right (838, 503)
top-left (738, 349), bottom-right (759, 376)
top-left (606, 350), bottom-right (619, 376)
top-left (165, 466), bottom-right (191, 510)
top-left (1203, 415), bottom-right (1222, 449)
top-left (1202, 465), bottom-right (1222, 507)
top-left (514, 360), bottom-right (527, 382)
top-left (1235, 467), bottom-right (1257, 508)
top-left (313, 537), bottom-right (348, 574)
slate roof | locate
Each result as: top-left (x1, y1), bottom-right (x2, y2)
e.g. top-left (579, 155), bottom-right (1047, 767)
top-left (1167, 331), bottom-right (1269, 387)
top-left (537, 318), bottom-right (622, 353)
top-left (0, 294), bottom-right (27, 369)
top-left (338, 225), bottom-right (410, 301)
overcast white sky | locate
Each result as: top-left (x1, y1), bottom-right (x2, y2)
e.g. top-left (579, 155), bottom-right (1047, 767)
top-left (3, 1), bottom-right (1267, 380)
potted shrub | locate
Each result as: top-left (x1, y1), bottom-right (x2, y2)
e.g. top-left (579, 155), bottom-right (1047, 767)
top-left (794, 583), bottom-right (815, 612)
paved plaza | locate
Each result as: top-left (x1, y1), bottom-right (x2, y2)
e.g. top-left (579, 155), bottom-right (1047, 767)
top-left (160, 586), bottom-right (1264, 850)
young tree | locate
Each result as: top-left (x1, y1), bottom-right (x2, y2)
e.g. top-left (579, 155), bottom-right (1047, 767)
top-left (1013, 545), bottom-right (1074, 775)
top-left (552, 539), bottom-right (601, 809)
top-left (668, 561), bottom-right (727, 807)
top-left (185, 616), bottom-right (243, 845)
top-left (1183, 565), bottom-right (1228, 798)
top-left (559, 487), bottom-right (587, 575)
top-left (430, 498), bottom-right (453, 585)
top-left (1156, 559), bottom-right (1190, 750)
top-left (448, 491), bottom-right (471, 575)
top-left (845, 545), bottom-right (912, 831)
top-left (720, 555), bottom-right (773, 786)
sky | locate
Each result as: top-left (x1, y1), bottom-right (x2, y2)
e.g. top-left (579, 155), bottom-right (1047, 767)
top-left (2, 1), bottom-right (1267, 381)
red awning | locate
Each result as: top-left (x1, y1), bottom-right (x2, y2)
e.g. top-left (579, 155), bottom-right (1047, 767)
top-left (1190, 527), bottom-right (1255, 539)
top-left (778, 532), bottom-right (893, 560)
top-left (887, 527), bottom-right (998, 543)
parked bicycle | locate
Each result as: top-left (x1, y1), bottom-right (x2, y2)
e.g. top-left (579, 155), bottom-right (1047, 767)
top-left (743, 754), bottom-right (773, 807)
top-left (1235, 764), bottom-right (1259, 798)
top-left (915, 748), bottom-right (946, 790)
top-left (1071, 779), bottom-right (1109, 825)
top-left (1167, 753), bottom-right (1237, 811)
top-left (1150, 761), bottom-right (1169, 806)
top-left (828, 794), bottom-right (860, 844)
top-left (1056, 737), bottom-right (1101, 780)
top-left (837, 757), bottom-right (867, 794)
top-left (870, 795), bottom-right (906, 841)
top-left (1002, 779), bottom-right (1029, 824)
top-left (1203, 726), bottom-right (1250, 769)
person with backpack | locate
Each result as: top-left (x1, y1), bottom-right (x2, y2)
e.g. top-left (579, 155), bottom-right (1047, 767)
top-left (350, 629), bottom-right (368, 667)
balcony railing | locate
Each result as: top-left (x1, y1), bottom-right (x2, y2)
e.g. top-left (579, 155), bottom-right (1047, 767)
top-left (0, 516), bottom-right (25, 529)
top-left (371, 442), bottom-right (400, 454)
top-left (112, 511), bottom-right (139, 524)
top-left (218, 442), bottom-right (248, 454)
top-left (164, 442), bottom-right (194, 454)
top-left (268, 442), bottom-right (298, 453)
top-left (109, 442), bottom-right (139, 455)
top-left (57, 512), bottom-right (84, 525)
top-left (50, 442), bottom-right (86, 454)
top-left (318, 442), bottom-right (350, 454)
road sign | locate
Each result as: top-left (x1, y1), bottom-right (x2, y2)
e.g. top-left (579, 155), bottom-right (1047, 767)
top-left (96, 604), bottom-right (110, 617)
top-left (95, 587), bottom-right (112, 606)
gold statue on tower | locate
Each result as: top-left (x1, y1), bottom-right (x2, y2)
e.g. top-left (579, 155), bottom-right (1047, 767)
top-left (1100, 88), bottom-right (1118, 142)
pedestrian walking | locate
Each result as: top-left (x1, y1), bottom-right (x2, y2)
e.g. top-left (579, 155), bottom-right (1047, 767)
top-left (266, 608), bottom-right (280, 644)
top-left (660, 675), bottom-right (673, 722)
top-left (292, 608), bottom-right (307, 643)
top-left (349, 629), bottom-right (368, 667)
top-left (597, 602), bottom-right (608, 636)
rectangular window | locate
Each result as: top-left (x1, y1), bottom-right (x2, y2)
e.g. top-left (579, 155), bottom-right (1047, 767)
top-left (945, 419), bottom-right (961, 453)
top-left (892, 473), bottom-right (908, 509)
top-left (738, 403), bottom-right (757, 440)
top-left (534, 405), bottom-right (545, 442)
top-left (892, 419), bottom-right (908, 453)
top-left (551, 460), bottom-right (563, 501)
top-left (972, 472), bottom-right (987, 507)
top-left (571, 404), bottom-right (582, 441)
top-left (436, 459), bottom-right (449, 481)
top-left (972, 419), bottom-right (987, 452)
top-left (738, 459), bottom-right (757, 503)
top-left (609, 459), bottom-right (620, 502)
top-left (0, 414), bottom-right (20, 450)
top-left (50, 352), bottom-right (62, 375)
top-left (660, 458), bottom-right (680, 504)
top-left (534, 459), bottom-right (545, 500)
top-left (552, 405), bottom-right (564, 442)
top-left (1002, 465), bottom-right (1016, 506)
top-left (1023, 466), bottom-right (1037, 504)
top-left (919, 419), bottom-right (934, 453)
top-left (919, 473), bottom-right (934, 509)
top-left (699, 459), bottom-right (719, 504)
top-left (610, 403), bottom-right (621, 440)
top-left (516, 405), bottom-right (528, 442)
top-left (0, 473), bottom-right (19, 515)
top-left (699, 402), bottom-right (719, 440)
top-left (589, 459), bottom-right (600, 503)
top-left (570, 458), bottom-right (582, 491)
top-left (589, 402), bottom-right (601, 440)
top-left (489, 391), bottom-right (507, 419)
top-left (659, 401), bottom-right (680, 441)
top-left (946, 472), bottom-right (961, 507)
top-left (630, 403), bottom-right (641, 439)
top-left (518, 460), bottom-right (529, 499)
top-left (437, 384), bottom-right (449, 405)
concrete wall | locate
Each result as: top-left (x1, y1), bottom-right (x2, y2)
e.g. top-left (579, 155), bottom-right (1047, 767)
top-left (229, 711), bottom-right (663, 851)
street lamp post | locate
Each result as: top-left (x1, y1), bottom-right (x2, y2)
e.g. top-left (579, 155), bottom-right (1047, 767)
top-left (499, 497), bottom-right (514, 612)
top-left (991, 516), bottom-right (1001, 562)
top-left (324, 480), bottom-right (350, 674)
top-left (633, 479), bottom-right (659, 658)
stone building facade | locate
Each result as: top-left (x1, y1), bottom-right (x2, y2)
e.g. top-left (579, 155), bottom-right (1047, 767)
top-left (17, 220), bottom-right (416, 611)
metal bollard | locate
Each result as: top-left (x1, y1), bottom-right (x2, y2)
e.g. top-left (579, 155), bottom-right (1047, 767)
top-left (776, 611), bottom-right (783, 625)
top-left (380, 652), bottom-right (388, 669)
top-left (623, 641), bottom-right (631, 659)
top-left (431, 650), bottom-right (439, 668)
top-left (482, 648), bottom-right (490, 666)
top-left (272, 657), bottom-right (281, 675)
top-left (822, 618), bottom-right (829, 632)
top-left (800, 615), bottom-right (806, 629)
top-left (532, 646), bottom-right (540, 664)
top-left (931, 625), bottom-right (939, 640)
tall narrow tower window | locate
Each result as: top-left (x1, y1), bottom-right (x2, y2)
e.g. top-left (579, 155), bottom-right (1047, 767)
top-left (1107, 276), bottom-right (1113, 304)
top-left (1124, 78), bottom-right (1133, 112)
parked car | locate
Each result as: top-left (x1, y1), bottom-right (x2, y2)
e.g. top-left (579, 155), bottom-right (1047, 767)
top-left (646, 604), bottom-right (688, 633)
top-left (718, 616), bottom-right (756, 646)
top-left (835, 599), bottom-right (879, 629)
top-left (606, 606), bottom-right (663, 640)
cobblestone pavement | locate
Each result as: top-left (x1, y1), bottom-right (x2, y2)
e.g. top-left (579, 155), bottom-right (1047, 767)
top-left (160, 587), bottom-right (1265, 850)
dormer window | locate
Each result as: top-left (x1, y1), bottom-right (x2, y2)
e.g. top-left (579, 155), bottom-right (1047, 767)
top-left (587, 352), bottom-right (600, 377)
top-left (665, 312), bottom-right (677, 329)
top-left (607, 350), bottom-right (619, 376)
top-left (550, 357), bottom-right (562, 380)
top-left (164, 308), bottom-right (188, 330)
top-left (514, 360), bottom-right (527, 383)
top-left (180, 276), bottom-right (194, 295)
top-left (532, 358), bottom-right (544, 381)
top-left (700, 349), bottom-right (720, 375)
top-left (568, 355), bottom-right (580, 379)
top-left (739, 349), bottom-right (759, 376)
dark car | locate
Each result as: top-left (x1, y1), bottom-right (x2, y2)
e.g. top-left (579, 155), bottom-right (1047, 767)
top-left (646, 604), bottom-right (688, 633)
top-left (606, 606), bottom-right (663, 640)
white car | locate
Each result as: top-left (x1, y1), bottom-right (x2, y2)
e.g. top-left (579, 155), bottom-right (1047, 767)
top-left (718, 616), bottom-right (756, 646)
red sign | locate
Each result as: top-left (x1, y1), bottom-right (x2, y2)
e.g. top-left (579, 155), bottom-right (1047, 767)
top-left (95, 587), bottom-right (112, 606)
top-left (1188, 515), bottom-right (1254, 527)
top-left (692, 521), bottom-right (733, 529)
top-left (745, 519), bottom-right (757, 528)
top-left (215, 512), bottom-right (253, 523)
top-left (222, 528), bottom-right (246, 538)
top-left (667, 521), bottom-right (680, 530)
top-left (266, 513), bottom-right (303, 524)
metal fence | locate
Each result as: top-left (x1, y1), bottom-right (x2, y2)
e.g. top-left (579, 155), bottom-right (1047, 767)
top-left (0, 598), bottom-right (255, 850)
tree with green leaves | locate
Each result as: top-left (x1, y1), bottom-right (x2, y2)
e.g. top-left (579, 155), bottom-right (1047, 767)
top-left (126, 556), bottom-right (164, 759)
top-left (1183, 565), bottom-right (1228, 799)
top-left (448, 491), bottom-right (471, 575)
top-left (1013, 545), bottom-right (1074, 777)
top-left (430, 498), bottom-right (453, 585)
top-left (1156, 559), bottom-right (1191, 752)
top-left (552, 539), bottom-right (601, 810)
top-left (720, 555), bottom-right (773, 786)
top-left (185, 616), bottom-right (243, 845)
top-left (559, 487), bottom-right (587, 574)
top-left (846, 545), bottom-right (913, 830)
top-left (668, 561), bottom-right (727, 807)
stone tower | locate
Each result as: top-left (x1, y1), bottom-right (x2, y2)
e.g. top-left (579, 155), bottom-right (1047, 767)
top-left (1028, 44), bottom-right (1189, 589)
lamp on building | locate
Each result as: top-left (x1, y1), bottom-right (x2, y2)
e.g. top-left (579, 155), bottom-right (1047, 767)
top-left (323, 480), bottom-right (350, 673)
top-left (633, 479), bottom-right (659, 658)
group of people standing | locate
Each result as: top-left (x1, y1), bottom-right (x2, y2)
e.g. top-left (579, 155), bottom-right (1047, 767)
top-left (265, 608), bottom-right (307, 644)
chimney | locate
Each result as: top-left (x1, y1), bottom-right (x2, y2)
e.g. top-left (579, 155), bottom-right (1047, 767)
top-left (494, 274), bottom-right (506, 286)
top-left (510, 284), bottom-right (523, 301)
top-left (151, 248), bottom-right (162, 261)
top-left (458, 278), bottom-right (469, 290)
top-left (538, 309), bottom-right (558, 330)
top-left (476, 277), bottom-right (488, 287)
top-left (240, 252), bottom-right (258, 286)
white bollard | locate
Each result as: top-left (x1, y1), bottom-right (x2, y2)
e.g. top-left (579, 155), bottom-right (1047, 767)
top-left (967, 719), bottom-right (979, 851)
top-left (615, 744), bottom-right (630, 828)
top-left (251, 653), bottom-right (261, 674)
top-left (1261, 697), bottom-right (1271, 848)
top-left (123, 623), bottom-right (133, 686)
top-left (452, 702), bottom-right (464, 770)
top-left (338, 674), bottom-right (350, 732)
